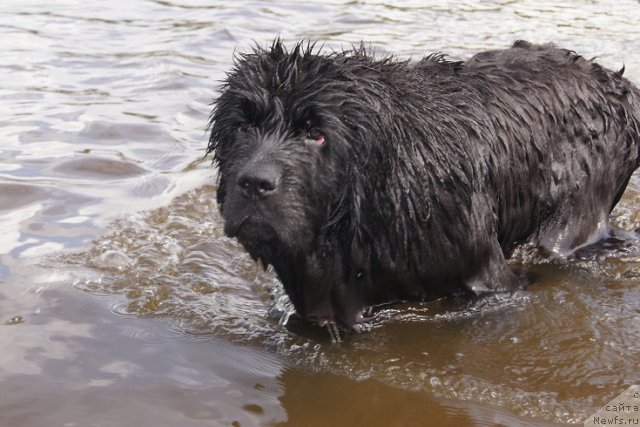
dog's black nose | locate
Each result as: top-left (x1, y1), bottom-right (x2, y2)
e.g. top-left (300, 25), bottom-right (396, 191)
top-left (237, 164), bottom-right (279, 198)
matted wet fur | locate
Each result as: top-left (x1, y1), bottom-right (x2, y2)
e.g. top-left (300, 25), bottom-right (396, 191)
top-left (208, 40), bottom-right (640, 330)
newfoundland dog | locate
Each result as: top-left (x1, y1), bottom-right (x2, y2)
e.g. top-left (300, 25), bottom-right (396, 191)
top-left (208, 40), bottom-right (640, 332)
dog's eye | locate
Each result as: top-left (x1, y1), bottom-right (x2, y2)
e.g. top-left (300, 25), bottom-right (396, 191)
top-left (236, 122), bottom-right (250, 133)
top-left (305, 129), bottom-right (325, 145)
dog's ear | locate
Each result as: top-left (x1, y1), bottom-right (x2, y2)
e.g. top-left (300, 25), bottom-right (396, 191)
top-left (350, 234), bottom-right (367, 269)
top-left (349, 177), bottom-right (371, 266)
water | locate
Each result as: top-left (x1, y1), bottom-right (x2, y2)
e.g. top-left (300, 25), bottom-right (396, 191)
top-left (1, 1), bottom-right (640, 426)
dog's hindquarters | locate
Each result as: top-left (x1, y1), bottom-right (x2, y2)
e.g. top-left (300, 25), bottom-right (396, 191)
top-left (463, 41), bottom-right (640, 257)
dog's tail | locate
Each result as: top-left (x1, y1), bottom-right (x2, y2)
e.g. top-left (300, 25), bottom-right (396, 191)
top-left (627, 81), bottom-right (640, 170)
top-left (609, 73), bottom-right (640, 212)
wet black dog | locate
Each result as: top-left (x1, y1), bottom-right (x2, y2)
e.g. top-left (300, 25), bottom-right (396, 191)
top-left (208, 40), bottom-right (640, 330)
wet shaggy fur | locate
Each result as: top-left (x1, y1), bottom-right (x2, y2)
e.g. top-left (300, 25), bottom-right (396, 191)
top-left (208, 40), bottom-right (640, 329)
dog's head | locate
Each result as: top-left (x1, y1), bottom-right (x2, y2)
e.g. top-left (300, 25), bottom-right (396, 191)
top-left (208, 41), bottom-right (368, 263)
top-left (208, 41), bottom-right (398, 328)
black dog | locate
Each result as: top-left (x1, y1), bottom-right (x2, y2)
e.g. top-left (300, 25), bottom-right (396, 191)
top-left (208, 40), bottom-right (640, 330)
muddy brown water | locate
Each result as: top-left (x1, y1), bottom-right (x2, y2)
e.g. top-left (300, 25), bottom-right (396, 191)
top-left (1, 1), bottom-right (639, 426)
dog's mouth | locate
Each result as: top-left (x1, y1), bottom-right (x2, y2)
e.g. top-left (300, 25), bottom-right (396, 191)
top-left (225, 214), bottom-right (276, 242)
top-left (224, 214), bottom-right (283, 262)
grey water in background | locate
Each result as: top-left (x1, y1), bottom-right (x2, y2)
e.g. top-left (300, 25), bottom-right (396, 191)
top-left (1, 1), bottom-right (639, 426)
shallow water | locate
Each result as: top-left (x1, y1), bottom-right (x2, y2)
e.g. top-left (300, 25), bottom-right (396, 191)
top-left (1, 1), bottom-right (639, 426)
